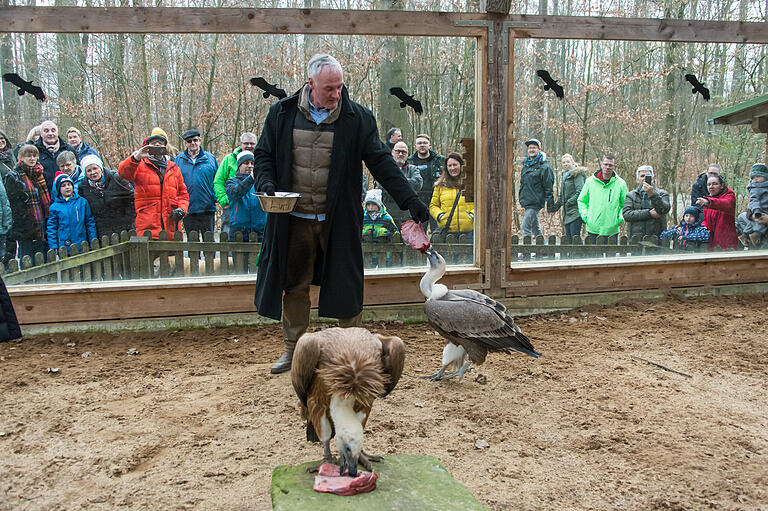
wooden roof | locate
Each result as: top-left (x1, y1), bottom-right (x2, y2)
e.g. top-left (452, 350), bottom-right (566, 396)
top-left (712, 94), bottom-right (768, 133)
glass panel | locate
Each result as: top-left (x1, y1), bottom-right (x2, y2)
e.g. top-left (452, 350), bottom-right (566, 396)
top-left (511, 38), bottom-right (768, 263)
top-left (0, 32), bottom-right (475, 285)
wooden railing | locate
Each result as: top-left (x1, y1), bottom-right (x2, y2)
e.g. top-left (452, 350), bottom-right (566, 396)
top-left (1, 229), bottom-right (746, 285)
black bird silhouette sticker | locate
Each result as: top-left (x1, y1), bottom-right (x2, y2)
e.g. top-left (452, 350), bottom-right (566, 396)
top-left (684, 74), bottom-right (710, 101)
top-left (536, 70), bottom-right (564, 99)
top-left (389, 87), bottom-right (423, 114)
top-left (2, 73), bottom-right (46, 102)
top-left (250, 77), bottom-right (287, 100)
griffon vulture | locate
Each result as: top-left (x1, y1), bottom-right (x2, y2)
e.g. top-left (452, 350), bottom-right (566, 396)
top-left (291, 327), bottom-right (405, 476)
top-left (420, 246), bottom-right (540, 381)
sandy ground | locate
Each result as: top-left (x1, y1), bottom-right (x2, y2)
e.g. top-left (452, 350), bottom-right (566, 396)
top-left (1, 294), bottom-right (767, 511)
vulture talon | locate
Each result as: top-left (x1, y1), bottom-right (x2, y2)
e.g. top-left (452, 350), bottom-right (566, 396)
top-left (358, 451), bottom-right (382, 471)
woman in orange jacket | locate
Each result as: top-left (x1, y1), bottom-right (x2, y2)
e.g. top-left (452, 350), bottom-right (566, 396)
top-left (118, 129), bottom-right (189, 239)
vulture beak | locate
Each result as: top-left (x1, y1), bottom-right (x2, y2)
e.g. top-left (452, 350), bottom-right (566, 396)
top-left (425, 246), bottom-right (443, 268)
top-left (339, 445), bottom-right (359, 477)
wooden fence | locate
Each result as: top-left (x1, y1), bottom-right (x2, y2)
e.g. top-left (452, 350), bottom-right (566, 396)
top-left (0, 229), bottom-right (750, 286)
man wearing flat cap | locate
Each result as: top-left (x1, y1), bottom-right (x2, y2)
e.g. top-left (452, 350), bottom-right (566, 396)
top-left (173, 129), bottom-right (219, 236)
top-left (519, 138), bottom-right (554, 238)
top-left (118, 128), bottom-right (189, 239)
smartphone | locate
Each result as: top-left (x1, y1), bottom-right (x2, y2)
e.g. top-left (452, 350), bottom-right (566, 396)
top-left (644, 175), bottom-right (653, 185)
top-left (148, 146), bottom-right (167, 157)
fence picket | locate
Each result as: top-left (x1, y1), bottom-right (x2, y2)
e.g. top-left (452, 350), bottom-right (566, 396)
top-left (173, 231), bottom-right (185, 276)
top-left (203, 231), bottom-right (215, 275)
top-left (218, 231), bottom-right (229, 275)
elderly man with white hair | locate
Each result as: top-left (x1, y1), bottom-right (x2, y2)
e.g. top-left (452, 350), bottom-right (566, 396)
top-left (621, 164), bottom-right (671, 240)
top-left (252, 53), bottom-right (429, 374)
top-left (34, 120), bottom-right (78, 194)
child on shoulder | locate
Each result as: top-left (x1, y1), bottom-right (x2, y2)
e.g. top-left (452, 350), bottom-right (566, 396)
top-left (735, 163), bottom-right (768, 248)
top-left (660, 205), bottom-right (710, 250)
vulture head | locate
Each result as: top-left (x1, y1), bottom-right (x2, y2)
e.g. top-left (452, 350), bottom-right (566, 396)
top-left (420, 246), bottom-right (448, 300)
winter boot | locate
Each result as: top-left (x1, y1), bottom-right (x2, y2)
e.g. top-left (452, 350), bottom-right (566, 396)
top-left (270, 340), bottom-right (297, 374)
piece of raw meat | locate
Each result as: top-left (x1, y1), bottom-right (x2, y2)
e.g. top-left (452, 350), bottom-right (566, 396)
top-left (313, 463), bottom-right (378, 496)
top-left (400, 220), bottom-right (431, 253)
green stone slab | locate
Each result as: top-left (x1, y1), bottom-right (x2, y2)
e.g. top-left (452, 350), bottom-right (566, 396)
top-left (270, 454), bottom-right (488, 511)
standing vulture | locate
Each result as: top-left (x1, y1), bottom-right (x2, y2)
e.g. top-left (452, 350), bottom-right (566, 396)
top-left (420, 247), bottom-right (540, 381)
top-left (291, 327), bottom-right (405, 476)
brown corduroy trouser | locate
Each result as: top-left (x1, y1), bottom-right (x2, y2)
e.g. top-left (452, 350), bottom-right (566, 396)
top-left (282, 216), bottom-right (362, 341)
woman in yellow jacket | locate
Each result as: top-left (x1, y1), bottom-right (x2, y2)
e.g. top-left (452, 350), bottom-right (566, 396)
top-left (429, 152), bottom-right (474, 241)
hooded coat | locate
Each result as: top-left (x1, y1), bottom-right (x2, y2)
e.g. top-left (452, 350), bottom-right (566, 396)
top-left (362, 189), bottom-right (398, 239)
top-left (118, 155), bottom-right (189, 239)
top-left (701, 187), bottom-right (738, 251)
top-left (46, 174), bottom-right (97, 251)
top-left (550, 166), bottom-right (587, 225)
top-left (252, 86), bottom-right (418, 320)
top-left (78, 169), bottom-right (136, 238)
top-left (0, 130), bottom-right (15, 170)
top-left (519, 153), bottom-right (554, 210)
top-left (577, 170), bottom-right (628, 236)
top-left (660, 208), bottom-right (710, 250)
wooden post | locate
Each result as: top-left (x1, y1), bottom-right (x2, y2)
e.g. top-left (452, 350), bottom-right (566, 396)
top-left (483, 17), bottom-right (509, 298)
top-left (129, 235), bottom-right (151, 279)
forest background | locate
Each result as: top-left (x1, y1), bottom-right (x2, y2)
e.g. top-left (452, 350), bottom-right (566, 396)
top-left (0, 0), bottom-right (766, 230)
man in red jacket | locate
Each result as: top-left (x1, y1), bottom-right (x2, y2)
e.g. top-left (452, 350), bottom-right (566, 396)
top-left (118, 129), bottom-right (189, 239)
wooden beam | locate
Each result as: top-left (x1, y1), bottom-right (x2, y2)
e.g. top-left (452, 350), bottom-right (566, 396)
top-left (505, 252), bottom-right (768, 297)
top-left (8, 268), bottom-right (482, 325)
top-left (1, 7), bottom-right (767, 44)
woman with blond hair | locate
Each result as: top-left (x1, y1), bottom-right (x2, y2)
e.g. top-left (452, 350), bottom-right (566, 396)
top-left (549, 153), bottom-right (587, 237)
top-left (429, 152), bottom-right (474, 241)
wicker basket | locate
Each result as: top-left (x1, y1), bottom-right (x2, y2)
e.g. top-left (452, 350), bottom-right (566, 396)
top-left (256, 192), bottom-right (301, 213)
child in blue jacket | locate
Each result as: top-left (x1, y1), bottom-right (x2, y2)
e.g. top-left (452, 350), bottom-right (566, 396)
top-left (224, 151), bottom-right (266, 242)
top-left (660, 206), bottom-right (710, 250)
top-left (47, 173), bottom-right (97, 253)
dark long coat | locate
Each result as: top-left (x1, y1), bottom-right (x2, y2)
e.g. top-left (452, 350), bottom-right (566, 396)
top-left (252, 86), bottom-right (418, 320)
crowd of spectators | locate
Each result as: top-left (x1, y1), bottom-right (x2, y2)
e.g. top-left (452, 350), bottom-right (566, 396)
top-left (524, 138), bottom-right (767, 251)
top-left (0, 117), bottom-right (764, 266)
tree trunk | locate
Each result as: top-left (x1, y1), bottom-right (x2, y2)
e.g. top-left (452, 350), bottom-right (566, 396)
top-left (376, 0), bottom-right (407, 143)
top-left (0, 0), bottom-right (19, 140)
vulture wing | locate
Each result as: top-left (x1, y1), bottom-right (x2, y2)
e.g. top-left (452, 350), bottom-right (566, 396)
top-left (292, 334), bottom-right (323, 409)
top-left (374, 334), bottom-right (406, 397)
top-left (425, 289), bottom-right (540, 365)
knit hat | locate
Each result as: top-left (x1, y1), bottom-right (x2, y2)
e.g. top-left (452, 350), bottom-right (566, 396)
top-left (236, 150), bottom-right (254, 167)
top-left (364, 188), bottom-right (384, 209)
top-left (54, 173), bottom-right (74, 196)
top-left (80, 154), bottom-right (103, 170)
top-left (144, 127), bottom-right (168, 145)
top-left (749, 163), bottom-right (768, 179)
top-left (683, 206), bottom-right (700, 222)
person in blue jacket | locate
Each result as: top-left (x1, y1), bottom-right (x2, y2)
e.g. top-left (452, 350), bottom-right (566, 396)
top-left (225, 150), bottom-right (266, 242)
top-left (173, 129), bottom-right (219, 237)
top-left (46, 173), bottom-right (97, 254)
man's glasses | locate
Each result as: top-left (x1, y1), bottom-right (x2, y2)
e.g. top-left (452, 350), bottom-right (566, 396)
top-left (393, 149), bottom-right (408, 154)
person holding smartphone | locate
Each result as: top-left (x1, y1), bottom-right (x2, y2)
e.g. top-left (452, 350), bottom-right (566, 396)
top-left (118, 128), bottom-right (189, 240)
top-left (621, 164), bottom-right (671, 241)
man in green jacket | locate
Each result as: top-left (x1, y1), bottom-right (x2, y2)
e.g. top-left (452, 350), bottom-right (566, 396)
top-left (213, 132), bottom-right (257, 235)
top-left (577, 153), bottom-right (627, 238)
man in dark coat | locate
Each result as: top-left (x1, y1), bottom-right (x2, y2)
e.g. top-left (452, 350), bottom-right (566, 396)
top-left (622, 164), bottom-right (671, 240)
top-left (519, 138), bottom-right (554, 238)
top-left (35, 121), bottom-right (78, 194)
top-left (253, 54), bottom-right (429, 374)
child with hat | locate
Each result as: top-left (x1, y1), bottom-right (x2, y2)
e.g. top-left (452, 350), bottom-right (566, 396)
top-left (735, 163), bottom-right (768, 247)
top-left (46, 173), bottom-right (97, 254)
top-left (659, 205), bottom-right (710, 251)
top-left (224, 150), bottom-right (266, 244)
